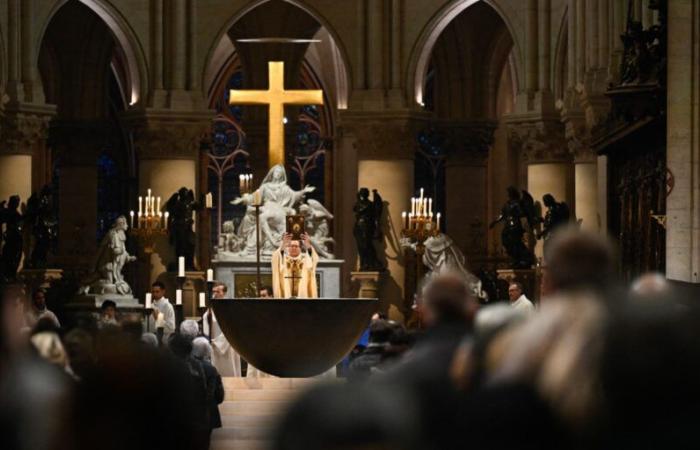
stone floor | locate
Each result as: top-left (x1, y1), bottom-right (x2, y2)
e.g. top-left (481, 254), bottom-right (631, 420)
top-left (210, 377), bottom-right (322, 450)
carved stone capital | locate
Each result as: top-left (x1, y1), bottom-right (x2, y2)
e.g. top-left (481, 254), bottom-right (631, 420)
top-left (122, 109), bottom-right (213, 160)
top-left (339, 110), bottom-right (431, 160)
top-left (437, 120), bottom-right (497, 166)
top-left (507, 119), bottom-right (569, 164)
top-left (0, 103), bottom-right (55, 155)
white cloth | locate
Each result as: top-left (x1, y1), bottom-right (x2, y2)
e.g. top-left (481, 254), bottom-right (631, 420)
top-left (511, 295), bottom-right (536, 315)
top-left (24, 308), bottom-right (60, 329)
top-left (202, 309), bottom-right (242, 377)
top-left (271, 246), bottom-right (319, 298)
top-left (149, 297), bottom-right (176, 339)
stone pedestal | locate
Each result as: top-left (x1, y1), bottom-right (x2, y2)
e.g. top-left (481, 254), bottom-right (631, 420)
top-left (350, 271), bottom-right (382, 299)
top-left (71, 293), bottom-right (140, 308)
top-left (213, 258), bottom-right (343, 298)
top-left (18, 268), bottom-right (63, 292)
top-left (496, 268), bottom-right (541, 303)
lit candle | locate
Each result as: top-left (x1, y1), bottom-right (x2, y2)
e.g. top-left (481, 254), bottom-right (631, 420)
top-left (164, 211), bottom-right (169, 230)
top-left (207, 269), bottom-right (214, 282)
top-left (423, 198), bottom-right (428, 217)
top-left (145, 293), bottom-right (152, 309)
top-left (420, 188), bottom-right (424, 201)
top-left (249, 174), bottom-right (253, 190)
top-left (411, 198), bottom-right (416, 215)
top-left (428, 198), bottom-right (432, 215)
top-left (178, 257), bottom-right (185, 277)
top-left (156, 196), bottom-right (161, 213)
top-left (199, 292), bottom-right (206, 308)
top-left (239, 174), bottom-right (244, 192)
top-left (175, 289), bottom-right (182, 306)
top-left (205, 192), bottom-right (213, 208)
top-left (138, 196), bottom-right (143, 215)
top-left (137, 211), bottom-right (142, 228)
top-left (129, 211), bottom-right (134, 228)
top-left (437, 212), bottom-right (441, 231)
top-left (402, 212), bottom-right (407, 230)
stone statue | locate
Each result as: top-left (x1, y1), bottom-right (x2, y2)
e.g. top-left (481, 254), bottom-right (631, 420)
top-left (299, 199), bottom-right (335, 259)
top-left (165, 187), bottom-right (200, 270)
top-left (228, 164), bottom-right (315, 257)
top-left (353, 188), bottom-right (383, 271)
top-left (0, 195), bottom-right (24, 282)
top-left (489, 186), bottom-right (537, 269)
top-left (25, 185), bottom-right (58, 269)
top-left (401, 233), bottom-right (486, 300)
top-left (537, 193), bottom-right (571, 255)
top-left (80, 215), bottom-right (136, 295)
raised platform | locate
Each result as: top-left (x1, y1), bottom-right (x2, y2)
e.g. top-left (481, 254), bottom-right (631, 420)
top-left (213, 298), bottom-right (377, 377)
top-left (213, 258), bottom-right (344, 298)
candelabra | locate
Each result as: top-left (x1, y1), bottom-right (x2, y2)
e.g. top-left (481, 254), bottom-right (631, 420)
top-left (401, 188), bottom-right (442, 280)
top-left (130, 189), bottom-right (168, 254)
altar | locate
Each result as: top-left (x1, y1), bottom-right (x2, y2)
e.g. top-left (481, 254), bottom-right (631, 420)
top-left (213, 257), bottom-right (344, 298)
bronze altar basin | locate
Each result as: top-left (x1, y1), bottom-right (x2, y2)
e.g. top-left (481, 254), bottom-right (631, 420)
top-left (212, 298), bottom-right (378, 377)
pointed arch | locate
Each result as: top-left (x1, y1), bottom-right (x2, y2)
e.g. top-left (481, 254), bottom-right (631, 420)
top-left (36, 0), bottom-right (148, 106)
top-left (407, 0), bottom-right (524, 107)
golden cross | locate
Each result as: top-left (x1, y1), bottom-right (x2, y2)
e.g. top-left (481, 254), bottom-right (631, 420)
top-left (228, 61), bottom-right (324, 168)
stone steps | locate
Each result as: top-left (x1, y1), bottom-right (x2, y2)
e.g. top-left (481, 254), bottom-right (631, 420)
top-left (211, 377), bottom-right (328, 450)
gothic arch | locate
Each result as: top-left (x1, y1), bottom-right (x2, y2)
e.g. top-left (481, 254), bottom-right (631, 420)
top-left (407, 0), bottom-right (524, 107)
top-left (201, 0), bottom-right (351, 110)
top-left (36, 0), bottom-right (148, 106)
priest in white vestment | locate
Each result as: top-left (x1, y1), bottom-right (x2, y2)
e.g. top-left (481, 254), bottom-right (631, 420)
top-left (203, 282), bottom-right (242, 377)
top-left (271, 232), bottom-right (319, 298)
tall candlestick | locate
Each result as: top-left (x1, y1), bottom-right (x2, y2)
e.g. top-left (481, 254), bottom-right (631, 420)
top-left (178, 257), bottom-right (185, 277)
top-left (145, 293), bottom-right (152, 309)
top-left (164, 212), bottom-right (169, 230)
top-left (436, 212), bottom-right (441, 231)
top-left (129, 211), bottom-right (134, 228)
top-left (175, 289), bottom-right (182, 306)
top-left (206, 269), bottom-right (214, 282)
top-left (199, 292), bottom-right (206, 308)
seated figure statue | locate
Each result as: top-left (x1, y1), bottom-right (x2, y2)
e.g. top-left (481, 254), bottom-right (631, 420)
top-left (229, 165), bottom-right (314, 257)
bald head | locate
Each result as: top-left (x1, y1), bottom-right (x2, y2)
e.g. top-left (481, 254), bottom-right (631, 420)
top-left (422, 272), bottom-right (475, 327)
top-left (630, 272), bottom-right (671, 299)
top-left (544, 228), bottom-right (616, 295)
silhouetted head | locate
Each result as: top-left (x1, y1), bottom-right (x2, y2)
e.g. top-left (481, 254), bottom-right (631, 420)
top-left (543, 194), bottom-right (555, 207)
top-left (8, 195), bottom-right (20, 209)
top-left (507, 186), bottom-right (520, 200)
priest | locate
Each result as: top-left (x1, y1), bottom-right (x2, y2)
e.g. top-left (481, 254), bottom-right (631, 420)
top-left (271, 232), bottom-right (318, 298)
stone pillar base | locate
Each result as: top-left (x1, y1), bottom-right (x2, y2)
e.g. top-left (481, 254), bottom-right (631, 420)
top-left (496, 268), bottom-right (541, 303)
top-left (350, 271), bottom-right (383, 299)
top-left (18, 268), bottom-right (63, 293)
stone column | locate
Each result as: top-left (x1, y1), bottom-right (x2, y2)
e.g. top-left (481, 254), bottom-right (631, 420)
top-left (168, 0), bottom-right (187, 107)
top-left (125, 110), bottom-right (211, 282)
top-left (573, 147), bottom-right (599, 232)
top-left (509, 121), bottom-right (572, 258)
top-left (567, 0), bottom-right (578, 88)
top-left (49, 121), bottom-right (107, 270)
top-left (442, 121), bottom-right (496, 259)
top-left (576, 0), bottom-right (587, 84)
top-left (527, 0), bottom-right (539, 93)
top-left (149, 0), bottom-right (166, 107)
top-left (0, 105), bottom-right (54, 203)
top-left (667, 0), bottom-right (700, 282)
top-left (345, 113), bottom-right (427, 320)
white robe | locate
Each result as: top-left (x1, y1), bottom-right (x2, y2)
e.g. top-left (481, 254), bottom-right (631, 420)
top-left (271, 246), bottom-right (319, 298)
top-left (203, 309), bottom-right (242, 377)
top-left (511, 295), bottom-right (536, 315)
top-left (148, 298), bottom-right (176, 340)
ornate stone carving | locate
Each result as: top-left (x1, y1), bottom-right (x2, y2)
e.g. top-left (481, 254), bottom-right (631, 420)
top-left (507, 120), bottom-right (569, 164)
top-left (0, 105), bottom-right (54, 155)
top-left (340, 111), bottom-right (430, 160)
top-left (123, 110), bottom-right (212, 160)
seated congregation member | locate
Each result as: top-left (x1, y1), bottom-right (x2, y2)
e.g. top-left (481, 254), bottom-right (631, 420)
top-left (24, 288), bottom-right (60, 329)
top-left (203, 282), bottom-right (242, 376)
top-left (259, 285), bottom-right (273, 298)
top-left (97, 300), bottom-right (118, 329)
top-left (148, 281), bottom-right (175, 343)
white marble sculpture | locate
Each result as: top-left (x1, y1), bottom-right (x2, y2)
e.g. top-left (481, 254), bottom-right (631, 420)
top-left (401, 233), bottom-right (485, 299)
top-left (80, 215), bottom-right (136, 295)
top-left (217, 165), bottom-right (335, 260)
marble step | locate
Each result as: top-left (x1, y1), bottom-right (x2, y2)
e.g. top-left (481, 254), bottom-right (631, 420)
top-left (210, 438), bottom-right (267, 450)
top-left (220, 400), bottom-right (289, 416)
top-left (224, 387), bottom-right (300, 402)
top-left (222, 377), bottom-right (320, 390)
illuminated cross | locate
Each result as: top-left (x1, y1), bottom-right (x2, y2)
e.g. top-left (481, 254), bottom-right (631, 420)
top-left (228, 61), bottom-right (324, 168)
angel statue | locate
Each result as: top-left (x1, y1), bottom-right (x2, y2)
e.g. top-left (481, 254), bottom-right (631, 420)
top-left (299, 199), bottom-right (335, 258)
top-left (231, 164), bottom-right (314, 257)
top-left (353, 188), bottom-right (383, 271)
top-left (165, 187), bottom-right (201, 270)
top-left (489, 186), bottom-right (537, 269)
